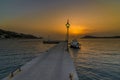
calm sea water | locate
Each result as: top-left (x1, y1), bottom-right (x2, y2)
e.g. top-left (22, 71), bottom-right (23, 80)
top-left (0, 39), bottom-right (55, 79)
top-left (70, 39), bottom-right (120, 80)
top-left (0, 39), bottom-right (120, 80)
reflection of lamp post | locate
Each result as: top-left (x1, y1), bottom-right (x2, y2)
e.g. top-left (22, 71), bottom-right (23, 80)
top-left (66, 19), bottom-right (70, 52)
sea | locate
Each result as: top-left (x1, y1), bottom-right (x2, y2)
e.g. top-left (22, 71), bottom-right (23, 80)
top-left (70, 39), bottom-right (120, 80)
top-left (0, 39), bottom-right (120, 80)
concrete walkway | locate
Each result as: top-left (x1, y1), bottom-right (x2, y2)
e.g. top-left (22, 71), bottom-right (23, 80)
top-left (3, 42), bottom-right (78, 80)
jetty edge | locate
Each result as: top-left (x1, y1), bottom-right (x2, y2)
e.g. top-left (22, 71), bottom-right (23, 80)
top-left (2, 42), bottom-right (78, 80)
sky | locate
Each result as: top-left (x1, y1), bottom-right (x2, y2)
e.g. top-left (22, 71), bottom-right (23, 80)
top-left (0, 0), bottom-right (120, 39)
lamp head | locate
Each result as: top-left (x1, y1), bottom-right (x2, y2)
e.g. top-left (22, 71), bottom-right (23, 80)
top-left (66, 19), bottom-right (70, 28)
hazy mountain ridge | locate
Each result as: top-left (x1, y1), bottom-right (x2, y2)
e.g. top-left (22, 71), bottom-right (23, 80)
top-left (0, 29), bottom-right (42, 39)
top-left (81, 35), bottom-right (120, 39)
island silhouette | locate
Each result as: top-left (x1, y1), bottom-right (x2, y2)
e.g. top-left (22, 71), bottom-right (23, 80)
top-left (0, 29), bottom-right (42, 39)
top-left (81, 35), bottom-right (120, 39)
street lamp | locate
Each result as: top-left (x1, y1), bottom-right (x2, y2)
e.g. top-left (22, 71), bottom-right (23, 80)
top-left (65, 19), bottom-right (70, 52)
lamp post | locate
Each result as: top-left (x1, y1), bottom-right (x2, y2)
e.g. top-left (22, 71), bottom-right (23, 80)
top-left (66, 19), bottom-right (70, 52)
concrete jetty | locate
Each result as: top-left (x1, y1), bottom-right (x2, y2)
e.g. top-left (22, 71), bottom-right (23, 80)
top-left (3, 42), bottom-right (78, 80)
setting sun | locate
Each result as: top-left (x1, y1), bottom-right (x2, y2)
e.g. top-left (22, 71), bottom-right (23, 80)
top-left (70, 26), bottom-right (86, 35)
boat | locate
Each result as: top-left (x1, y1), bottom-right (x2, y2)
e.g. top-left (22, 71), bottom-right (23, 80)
top-left (70, 39), bottom-right (81, 49)
top-left (43, 40), bottom-right (60, 44)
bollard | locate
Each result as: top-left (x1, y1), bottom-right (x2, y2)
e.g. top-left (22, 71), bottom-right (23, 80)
top-left (69, 73), bottom-right (73, 80)
top-left (10, 72), bottom-right (14, 78)
top-left (18, 67), bottom-right (21, 72)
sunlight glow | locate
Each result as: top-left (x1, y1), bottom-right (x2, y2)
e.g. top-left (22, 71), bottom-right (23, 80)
top-left (70, 26), bottom-right (85, 35)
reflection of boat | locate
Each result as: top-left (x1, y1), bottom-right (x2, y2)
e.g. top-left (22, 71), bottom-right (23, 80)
top-left (70, 39), bottom-right (81, 49)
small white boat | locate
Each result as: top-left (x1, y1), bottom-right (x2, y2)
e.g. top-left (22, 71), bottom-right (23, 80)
top-left (70, 39), bottom-right (81, 49)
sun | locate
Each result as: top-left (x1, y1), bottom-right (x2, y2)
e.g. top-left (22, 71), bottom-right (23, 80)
top-left (71, 29), bottom-right (80, 34)
top-left (70, 26), bottom-right (84, 35)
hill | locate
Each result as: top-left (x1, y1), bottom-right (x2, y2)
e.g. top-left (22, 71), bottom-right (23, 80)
top-left (0, 29), bottom-right (42, 39)
top-left (81, 35), bottom-right (120, 39)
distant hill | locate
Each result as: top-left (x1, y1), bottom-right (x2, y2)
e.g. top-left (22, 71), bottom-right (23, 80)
top-left (0, 29), bottom-right (42, 39)
top-left (81, 35), bottom-right (120, 39)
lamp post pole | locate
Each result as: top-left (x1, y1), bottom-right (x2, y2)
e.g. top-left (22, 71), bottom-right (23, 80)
top-left (66, 19), bottom-right (70, 52)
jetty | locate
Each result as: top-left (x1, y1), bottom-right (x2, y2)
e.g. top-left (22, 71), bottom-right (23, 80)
top-left (3, 42), bottom-right (78, 80)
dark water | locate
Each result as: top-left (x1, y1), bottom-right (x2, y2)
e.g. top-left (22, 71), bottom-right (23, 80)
top-left (70, 39), bottom-right (120, 80)
top-left (0, 39), bottom-right (55, 79)
top-left (0, 39), bottom-right (120, 80)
